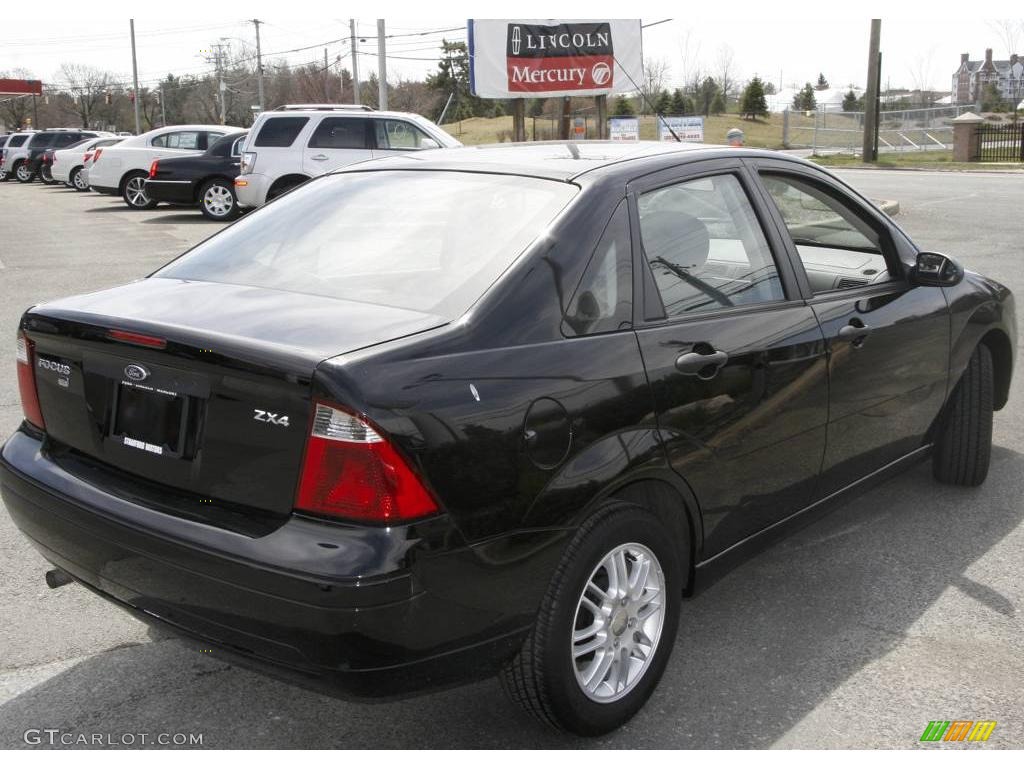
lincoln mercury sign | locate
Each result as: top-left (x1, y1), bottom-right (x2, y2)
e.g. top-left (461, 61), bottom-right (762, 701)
top-left (468, 19), bottom-right (643, 98)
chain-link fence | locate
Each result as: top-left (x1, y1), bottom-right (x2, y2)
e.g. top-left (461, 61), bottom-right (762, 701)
top-left (784, 105), bottom-right (976, 154)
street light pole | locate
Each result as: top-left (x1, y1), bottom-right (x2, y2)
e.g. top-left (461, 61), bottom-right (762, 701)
top-left (130, 19), bottom-right (141, 134)
top-left (862, 19), bottom-right (882, 162)
top-left (350, 19), bottom-right (361, 105)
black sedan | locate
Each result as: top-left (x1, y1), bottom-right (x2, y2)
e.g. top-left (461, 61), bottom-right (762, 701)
top-left (145, 131), bottom-right (247, 220)
top-left (1, 143), bottom-right (1015, 736)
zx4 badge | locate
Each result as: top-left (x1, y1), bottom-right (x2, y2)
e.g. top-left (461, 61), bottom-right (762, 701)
top-left (254, 409), bottom-right (290, 427)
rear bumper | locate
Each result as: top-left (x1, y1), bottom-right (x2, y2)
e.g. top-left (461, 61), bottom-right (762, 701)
top-left (0, 429), bottom-right (534, 697)
top-left (145, 180), bottom-right (195, 205)
top-left (234, 173), bottom-right (271, 208)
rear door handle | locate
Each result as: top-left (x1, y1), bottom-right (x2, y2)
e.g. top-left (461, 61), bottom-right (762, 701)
top-left (837, 321), bottom-right (872, 345)
top-left (310, 154), bottom-right (329, 161)
top-left (675, 349), bottom-right (729, 378)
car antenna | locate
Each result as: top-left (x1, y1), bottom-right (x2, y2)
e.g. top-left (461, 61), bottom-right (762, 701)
top-left (612, 54), bottom-right (682, 142)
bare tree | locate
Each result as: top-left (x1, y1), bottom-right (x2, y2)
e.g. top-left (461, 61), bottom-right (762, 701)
top-left (641, 58), bottom-right (670, 114)
top-left (989, 19), bottom-right (1023, 57)
top-left (716, 44), bottom-right (737, 106)
top-left (675, 27), bottom-right (702, 95)
top-left (907, 46), bottom-right (938, 107)
top-left (0, 67), bottom-right (37, 129)
top-left (57, 63), bottom-right (116, 128)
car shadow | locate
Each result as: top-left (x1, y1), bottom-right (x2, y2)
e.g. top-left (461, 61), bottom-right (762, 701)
top-left (1, 449), bottom-right (1022, 748)
top-left (137, 212), bottom-right (214, 225)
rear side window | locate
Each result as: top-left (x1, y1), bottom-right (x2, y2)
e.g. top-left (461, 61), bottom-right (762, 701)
top-left (308, 118), bottom-right (368, 149)
top-left (563, 201), bottom-right (633, 336)
top-left (28, 134), bottom-right (55, 148)
top-left (373, 119), bottom-right (433, 150)
top-left (53, 134), bottom-right (82, 148)
top-left (254, 117), bottom-right (308, 147)
top-left (152, 131), bottom-right (201, 149)
top-left (8, 135), bottom-right (29, 147)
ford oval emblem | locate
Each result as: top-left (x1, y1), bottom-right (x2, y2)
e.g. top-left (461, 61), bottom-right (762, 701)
top-left (124, 363), bottom-right (150, 382)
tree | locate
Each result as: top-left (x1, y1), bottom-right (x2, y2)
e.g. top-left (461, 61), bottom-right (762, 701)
top-left (528, 98), bottom-right (545, 117)
top-left (763, 81), bottom-right (777, 95)
top-left (640, 58), bottom-right (670, 115)
top-left (670, 88), bottom-right (692, 115)
top-left (57, 63), bottom-right (116, 128)
top-left (793, 82), bottom-right (817, 111)
top-left (0, 67), bottom-right (36, 129)
top-left (841, 89), bottom-right (863, 111)
top-left (815, 73), bottom-right (830, 91)
top-left (711, 90), bottom-right (727, 115)
top-left (739, 76), bottom-right (769, 119)
top-left (716, 44), bottom-right (737, 107)
top-left (654, 89), bottom-right (672, 115)
top-left (612, 95), bottom-right (635, 116)
top-left (698, 76), bottom-right (719, 116)
top-left (981, 81), bottom-right (1007, 112)
top-left (426, 40), bottom-right (487, 121)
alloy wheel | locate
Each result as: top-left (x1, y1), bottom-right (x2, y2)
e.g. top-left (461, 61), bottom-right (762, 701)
top-left (73, 169), bottom-right (88, 191)
top-left (571, 542), bottom-right (665, 703)
top-left (16, 163), bottom-right (32, 182)
top-left (203, 184), bottom-right (235, 217)
top-left (125, 176), bottom-right (150, 207)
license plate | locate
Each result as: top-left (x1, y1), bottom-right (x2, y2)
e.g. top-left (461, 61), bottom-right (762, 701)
top-left (112, 382), bottom-right (187, 457)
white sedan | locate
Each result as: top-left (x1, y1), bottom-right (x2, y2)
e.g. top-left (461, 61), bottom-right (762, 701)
top-left (52, 136), bottom-right (123, 191)
top-left (88, 124), bottom-right (241, 209)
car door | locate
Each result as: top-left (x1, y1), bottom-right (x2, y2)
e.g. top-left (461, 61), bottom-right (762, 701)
top-left (749, 160), bottom-right (950, 499)
top-left (630, 160), bottom-right (829, 557)
top-left (302, 116), bottom-right (372, 174)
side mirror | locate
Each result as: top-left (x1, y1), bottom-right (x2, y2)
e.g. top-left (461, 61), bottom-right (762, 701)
top-left (419, 138), bottom-right (441, 150)
top-left (910, 251), bottom-right (964, 287)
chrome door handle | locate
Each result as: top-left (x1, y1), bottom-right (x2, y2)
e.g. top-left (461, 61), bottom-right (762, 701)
top-left (675, 349), bottom-right (729, 378)
top-left (310, 154), bottom-right (329, 161)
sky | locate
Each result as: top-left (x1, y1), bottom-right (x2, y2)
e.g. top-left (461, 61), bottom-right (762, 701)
top-left (2, 1), bottom-right (1022, 96)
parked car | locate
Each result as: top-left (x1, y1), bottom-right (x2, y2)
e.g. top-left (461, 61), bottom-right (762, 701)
top-left (19, 129), bottom-right (112, 183)
top-left (0, 131), bottom-right (37, 182)
top-left (234, 104), bottom-right (460, 208)
top-left (2, 143), bottom-right (1015, 736)
top-left (51, 136), bottom-right (124, 191)
top-left (87, 124), bottom-right (242, 210)
top-left (145, 131), bottom-right (247, 220)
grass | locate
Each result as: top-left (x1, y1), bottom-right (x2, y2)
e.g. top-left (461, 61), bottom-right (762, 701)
top-left (811, 150), bottom-right (1023, 172)
top-left (443, 112), bottom-right (798, 148)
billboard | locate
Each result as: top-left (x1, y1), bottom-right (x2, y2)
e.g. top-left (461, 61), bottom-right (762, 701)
top-left (0, 79), bottom-right (43, 96)
top-left (658, 116), bottom-right (704, 142)
top-left (608, 117), bottom-right (639, 141)
top-left (468, 19), bottom-right (643, 99)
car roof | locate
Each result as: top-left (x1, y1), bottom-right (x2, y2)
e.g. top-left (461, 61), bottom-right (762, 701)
top-left (335, 141), bottom-right (810, 183)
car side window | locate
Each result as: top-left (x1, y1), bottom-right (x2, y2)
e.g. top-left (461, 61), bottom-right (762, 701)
top-left (374, 119), bottom-right (433, 150)
top-left (760, 173), bottom-right (892, 293)
top-left (564, 200), bottom-right (633, 336)
top-left (153, 131), bottom-right (200, 150)
top-left (309, 118), bottom-right (368, 150)
top-left (254, 117), bottom-right (308, 147)
top-left (230, 137), bottom-right (245, 157)
top-left (637, 173), bottom-right (786, 318)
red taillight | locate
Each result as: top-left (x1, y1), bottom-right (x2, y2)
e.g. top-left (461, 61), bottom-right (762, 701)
top-left (93, 148), bottom-right (103, 163)
top-left (148, 159), bottom-right (159, 178)
top-left (295, 402), bottom-right (437, 523)
top-left (16, 331), bottom-right (45, 430)
top-left (83, 152), bottom-right (93, 162)
top-left (106, 329), bottom-right (167, 349)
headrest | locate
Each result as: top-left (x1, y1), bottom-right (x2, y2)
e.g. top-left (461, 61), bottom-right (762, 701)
top-left (641, 211), bottom-right (710, 271)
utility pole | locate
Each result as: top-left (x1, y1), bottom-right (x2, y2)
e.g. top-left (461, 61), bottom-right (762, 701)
top-left (377, 19), bottom-right (388, 110)
top-left (862, 19), bottom-right (882, 162)
top-left (350, 19), bottom-right (361, 105)
top-left (160, 86), bottom-right (166, 126)
top-left (205, 40), bottom-right (229, 124)
top-left (130, 19), bottom-right (141, 135)
top-left (251, 18), bottom-right (264, 112)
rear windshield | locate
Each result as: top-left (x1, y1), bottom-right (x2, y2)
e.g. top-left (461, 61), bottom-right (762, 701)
top-left (156, 171), bottom-right (577, 318)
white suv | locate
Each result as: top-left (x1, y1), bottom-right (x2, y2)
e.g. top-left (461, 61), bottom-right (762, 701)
top-left (235, 105), bottom-right (460, 208)
top-left (0, 131), bottom-right (37, 182)
top-left (88, 124), bottom-right (242, 209)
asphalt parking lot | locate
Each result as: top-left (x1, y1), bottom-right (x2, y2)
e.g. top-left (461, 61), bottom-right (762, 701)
top-left (1, 170), bottom-right (1022, 749)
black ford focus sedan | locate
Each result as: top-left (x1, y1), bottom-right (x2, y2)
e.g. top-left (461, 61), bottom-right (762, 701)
top-left (1, 143), bottom-right (1015, 736)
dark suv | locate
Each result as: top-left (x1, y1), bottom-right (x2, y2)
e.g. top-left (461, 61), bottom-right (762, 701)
top-left (18, 130), bottom-right (109, 183)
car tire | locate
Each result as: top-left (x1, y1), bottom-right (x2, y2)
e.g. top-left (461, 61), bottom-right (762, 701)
top-left (40, 164), bottom-right (56, 185)
top-left (0, 167), bottom-right (8, 182)
top-left (199, 178), bottom-right (240, 221)
top-left (933, 344), bottom-right (994, 486)
top-left (15, 161), bottom-right (35, 183)
top-left (122, 171), bottom-right (157, 210)
top-left (70, 167), bottom-right (89, 191)
top-left (500, 500), bottom-right (682, 736)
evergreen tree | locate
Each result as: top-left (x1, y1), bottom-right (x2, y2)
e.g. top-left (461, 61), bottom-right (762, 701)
top-left (793, 82), bottom-right (817, 111)
top-left (426, 40), bottom-right (488, 120)
top-left (739, 76), bottom-right (769, 119)
top-left (612, 95), bottom-right (635, 116)
top-left (815, 73), bottom-right (830, 90)
top-left (841, 89), bottom-right (862, 111)
top-left (711, 90), bottom-right (727, 115)
top-left (654, 89), bottom-right (672, 115)
top-left (670, 88), bottom-right (691, 115)
top-left (698, 76), bottom-right (719, 116)
top-left (981, 82), bottom-right (1006, 112)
